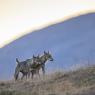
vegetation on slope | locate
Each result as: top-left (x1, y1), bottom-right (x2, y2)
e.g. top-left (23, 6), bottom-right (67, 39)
top-left (0, 65), bottom-right (95, 95)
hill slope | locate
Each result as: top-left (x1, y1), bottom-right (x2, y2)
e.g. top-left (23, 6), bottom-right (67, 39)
top-left (0, 65), bottom-right (95, 95)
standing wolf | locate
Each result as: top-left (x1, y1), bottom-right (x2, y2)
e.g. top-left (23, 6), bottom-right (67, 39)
top-left (14, 58), bottom-right (30, 80)
top-left (14, 55), bottom-right (40, 80)
top-left (37, 51), bottom-right (53, 75)
top-left (29, 51), bottom-right (54, 78)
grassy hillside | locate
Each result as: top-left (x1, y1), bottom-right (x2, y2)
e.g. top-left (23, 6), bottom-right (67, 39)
top-left (0, 65), bottom-right (95, 95)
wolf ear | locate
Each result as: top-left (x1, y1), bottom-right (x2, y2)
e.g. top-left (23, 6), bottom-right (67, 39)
top-left (33, 55), bottom-right (36, 58)
top-left (16, 58), bottom-right (19, 64)
top-left (37, 54), bottom-right (39, 58)
top-left (44, 51), bottom-right (46, 54)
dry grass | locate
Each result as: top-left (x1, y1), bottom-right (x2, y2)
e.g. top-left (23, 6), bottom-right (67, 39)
top-left (0, 65), bottom-right (95, 95)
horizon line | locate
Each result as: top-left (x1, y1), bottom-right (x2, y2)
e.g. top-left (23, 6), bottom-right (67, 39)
top-left (0, 10), bottom-right (95, 48)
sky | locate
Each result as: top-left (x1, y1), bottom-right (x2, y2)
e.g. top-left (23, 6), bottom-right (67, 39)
top-left (0, 0), bottom-right (95, 48)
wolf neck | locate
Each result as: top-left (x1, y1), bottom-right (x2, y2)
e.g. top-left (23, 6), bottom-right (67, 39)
top-left (40, 55), bottom-right (48, 64)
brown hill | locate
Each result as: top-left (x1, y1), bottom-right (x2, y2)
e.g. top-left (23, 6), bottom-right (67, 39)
top-left (0, 65), bottom-right (95, 95)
